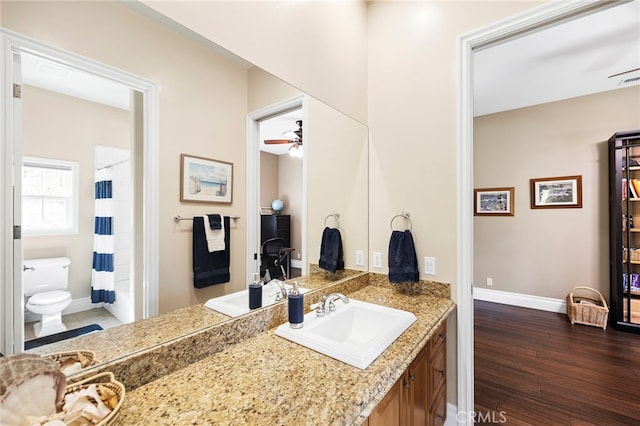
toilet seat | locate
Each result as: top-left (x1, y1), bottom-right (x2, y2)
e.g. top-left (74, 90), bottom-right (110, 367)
top-left (28, 290), bottom-right (71, 305)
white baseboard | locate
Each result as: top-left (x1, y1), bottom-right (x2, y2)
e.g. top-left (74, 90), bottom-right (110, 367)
top-left (474, 287), bottom-right (566, 313)
top-left (24, 297), bottom-right (100, 323)
top-left (291, 259), bottom-right (302, 269)
top-left (445, 403), bottom-right (458, 425)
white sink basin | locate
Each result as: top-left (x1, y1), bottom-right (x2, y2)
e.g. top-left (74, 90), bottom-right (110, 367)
top-left (204, 282), bottom-right (308, 317)
top-left (275, 298), bottom-right (416, 369)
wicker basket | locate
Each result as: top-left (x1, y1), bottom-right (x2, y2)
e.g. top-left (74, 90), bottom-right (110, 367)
top-left (43, 350), bottom-right (97, 374)
top-left (63, 371), bottom-right (125, 425)
top-left (566, 286), bottom-right (609, 329)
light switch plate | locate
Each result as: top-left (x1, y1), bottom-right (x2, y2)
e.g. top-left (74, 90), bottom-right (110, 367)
top-left (356, 250), bottom-right (365, 266)
top-left (424, 256), bottom-right (436, 275)
top-left (373, 252), bottom-right (382, 268)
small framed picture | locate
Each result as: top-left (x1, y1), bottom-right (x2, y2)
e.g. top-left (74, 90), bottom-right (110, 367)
top-left (180, 154), bottom-right (233, 204)
top-left (474, 187), bottom-right (514, 216)
top-left (530, 175), bottom-right (582, 209)
top-left (260, 207), bottom-right (273, 215)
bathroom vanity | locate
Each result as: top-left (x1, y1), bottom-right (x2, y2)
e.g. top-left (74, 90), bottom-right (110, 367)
top-left (32, 271), bottom-right (453, 425)
top-left (116, 274), bottom-right (451, 424)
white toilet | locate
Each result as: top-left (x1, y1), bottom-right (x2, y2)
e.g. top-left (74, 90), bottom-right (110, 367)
top-left (23, 257), bottom-right (72, 338)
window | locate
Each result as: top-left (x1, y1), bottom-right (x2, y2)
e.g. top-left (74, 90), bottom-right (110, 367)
top-left (22, 156), bottom-right (79, 236)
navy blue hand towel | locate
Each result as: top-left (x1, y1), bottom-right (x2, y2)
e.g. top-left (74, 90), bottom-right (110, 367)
top-left (193, 215), bottom-right (230, 288)
top-left (208, 214), bottom-right (222, 230)
top-left (388, 230), bottom-right (419, 283)
top-left (319, 227), bottom-right (344, 273)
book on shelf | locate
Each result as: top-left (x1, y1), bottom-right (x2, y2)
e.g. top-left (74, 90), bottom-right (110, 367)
top-left (632, 179), bottom-right (640, 199)
top-left (623, 273), bottom-right (640, 292)
top-left (623, 178), bottom-right (628, 200)
top-left (630, 179), bottom-right (639, 198)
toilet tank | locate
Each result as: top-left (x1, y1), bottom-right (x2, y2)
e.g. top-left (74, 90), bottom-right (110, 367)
top-left (23, 257), bottom-right (71, 296)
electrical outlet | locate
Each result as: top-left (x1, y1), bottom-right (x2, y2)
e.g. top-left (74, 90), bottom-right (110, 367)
top-left (424, 256), bottom-right (436, 275)
top-left (355, 250), bottom-right (364, 266)
top-left (486, 277), bottom-right (493, 286)
top-left (373, 252), bottom-right (382, 268)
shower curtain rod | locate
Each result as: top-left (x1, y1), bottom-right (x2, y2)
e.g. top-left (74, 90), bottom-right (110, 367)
top-left (97, 158), bottom-right (130, 170)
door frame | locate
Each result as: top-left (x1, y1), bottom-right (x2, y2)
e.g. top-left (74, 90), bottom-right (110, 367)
top-left (456, 0), bottom-right (619, 420)
top-left (1, 29), bottom-right (159, 355)
top-left (246, 95), bottom-right (307, 283)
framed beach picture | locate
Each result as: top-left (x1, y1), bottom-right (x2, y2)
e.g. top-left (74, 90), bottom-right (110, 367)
top-left (530, 175), bottom-right (582, 209)
top-left (474, 187), bottom-right (515, 216)
top-left (180, 154), bottom-right (233, 204)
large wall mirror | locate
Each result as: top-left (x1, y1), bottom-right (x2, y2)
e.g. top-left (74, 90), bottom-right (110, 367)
top-left (2, 1), bottom-right (368, 372)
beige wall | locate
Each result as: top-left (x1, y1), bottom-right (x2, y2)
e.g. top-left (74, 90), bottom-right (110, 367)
top-left (366, 0), bottom-right (544, 405)
top-left (2, 0), bottom-right (249, 313)
top-left (139, 0), bottom-right (368, 124)
top-left (306, 96), bottom-right (369, 270)
top-left (21, 85), bottom-right (130, 301)
top-left (247, 67), bottom-right (301, 113)
top-left (474, 86), bottom-right (640, 300)
top-left (260, 152), bottom-right (279, 208)
top-left (278, 154), bottom-right (303, 259)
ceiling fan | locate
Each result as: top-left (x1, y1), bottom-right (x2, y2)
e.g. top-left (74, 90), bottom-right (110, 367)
top-left (264, 120), bottom-right (303, 145)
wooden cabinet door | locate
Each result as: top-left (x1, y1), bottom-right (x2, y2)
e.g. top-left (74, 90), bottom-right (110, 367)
top-left (370, 321), bottom-right (447, 426)
top-left (428, 386), bottom-right (447, 426)
top-left (369, 378), bottom-right (402, 426)
top-left (403, 347), bottom-right (428, 426)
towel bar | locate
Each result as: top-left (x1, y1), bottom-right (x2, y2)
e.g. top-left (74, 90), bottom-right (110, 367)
top-left (390, 211), bottom-right (412, 231)
top-left (324, 212), bottom-right (340, 228)
top-left (174, 215), bottom-right (240, 223)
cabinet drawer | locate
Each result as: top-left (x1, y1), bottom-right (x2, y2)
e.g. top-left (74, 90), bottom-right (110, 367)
top-left (428, 385), bottom-right (447, 426)
top-left (428, 345), bottom-right (446, 397)
top-left (428, 322), bottom-right (446, 356)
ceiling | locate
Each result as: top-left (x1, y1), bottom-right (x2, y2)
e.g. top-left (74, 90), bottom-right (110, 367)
top-left (21, 53), bottom-right (131, 110)
top-left (19, 2), bottom-right (640, 122)
top-left (474, 0), bottom-right (640, 116)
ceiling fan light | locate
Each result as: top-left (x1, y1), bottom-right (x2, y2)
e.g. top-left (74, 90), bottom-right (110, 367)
top-left (289, 142), bottom-right (303, 158)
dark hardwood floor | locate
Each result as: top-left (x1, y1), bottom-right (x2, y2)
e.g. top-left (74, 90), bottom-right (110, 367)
top-left (474, 300), bottom-right (640, 425)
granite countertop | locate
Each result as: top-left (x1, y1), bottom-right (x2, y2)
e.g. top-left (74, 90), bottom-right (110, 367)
top-left (28, 267), bottom-right (362, 371)
top-left (112, 278), bottom-right (454, 425)
top-left (28, 303), bottom-right (231, 363)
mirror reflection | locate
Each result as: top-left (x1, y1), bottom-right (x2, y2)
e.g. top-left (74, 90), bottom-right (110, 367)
top-left (15, 2), bottom-right (368, 375)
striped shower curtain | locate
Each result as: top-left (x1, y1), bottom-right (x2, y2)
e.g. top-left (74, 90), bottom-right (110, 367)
top-left (91, 167), bottom-right (115, 304)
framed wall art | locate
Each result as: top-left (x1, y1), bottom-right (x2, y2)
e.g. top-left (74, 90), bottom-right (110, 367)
top-left (180, 154), bottom-right (233, 204)
top-left (530, 175), bottom-right (582, 209)
top-left (474, 187), bottom-right (515, 216)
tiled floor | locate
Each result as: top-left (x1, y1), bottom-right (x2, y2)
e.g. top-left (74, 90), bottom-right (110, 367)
top-left (24, 308), bottom-right (124, 342)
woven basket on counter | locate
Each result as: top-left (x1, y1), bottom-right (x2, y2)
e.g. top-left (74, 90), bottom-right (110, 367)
top-left (64, 371), bottom-right (125, 425)
top-left (566, 286), bottom-right (609, 329)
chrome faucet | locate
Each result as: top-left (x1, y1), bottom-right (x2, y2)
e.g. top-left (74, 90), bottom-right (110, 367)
top-left (269, 279), bottom-right (289, 301)
top-left (323, 293), bottom-right (349, 314)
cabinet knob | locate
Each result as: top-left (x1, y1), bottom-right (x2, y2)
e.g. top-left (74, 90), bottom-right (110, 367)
top-left (409, 372), bottom-right (416, 382)
top-left (437, 368), bottom-right (445, 377)
top-left (403, 379), bottom-right (410, 389)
